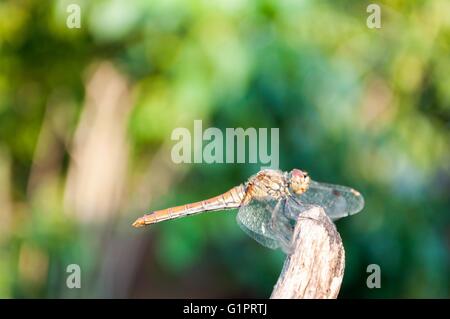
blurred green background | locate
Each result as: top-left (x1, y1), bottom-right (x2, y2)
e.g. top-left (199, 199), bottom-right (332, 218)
top-left (0, 0), bottom-right (449, 298)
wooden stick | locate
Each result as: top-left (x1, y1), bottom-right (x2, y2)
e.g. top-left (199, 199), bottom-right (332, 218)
top-left (271, 206), bottom-right (345, 299)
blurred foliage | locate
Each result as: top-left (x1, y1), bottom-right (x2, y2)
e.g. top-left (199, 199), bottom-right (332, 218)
top-left (0, 0), bottom-right (449, 298)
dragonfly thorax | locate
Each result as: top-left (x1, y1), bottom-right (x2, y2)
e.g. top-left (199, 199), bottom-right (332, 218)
top-left (243, 169), bottom-right (291, 203)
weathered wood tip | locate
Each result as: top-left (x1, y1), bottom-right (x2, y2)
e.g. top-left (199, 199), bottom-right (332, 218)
top-left (271, 206), bottom-right (345, 299)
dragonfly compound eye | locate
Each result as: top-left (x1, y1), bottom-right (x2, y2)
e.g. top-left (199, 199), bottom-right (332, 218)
top-left (289, 169), bottom-right (310, 194)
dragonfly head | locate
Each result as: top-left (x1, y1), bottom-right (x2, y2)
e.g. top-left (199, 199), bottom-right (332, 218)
top-left (288, 169), bottom-right (310, 195)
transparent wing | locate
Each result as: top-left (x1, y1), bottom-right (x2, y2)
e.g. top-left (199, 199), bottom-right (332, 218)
top-left (236, 198), bottom-right (280, 250)
top-left (270, 199), bottom-right (297, 254)
top-left (236, 198), bottom-right (300, 253)
top-left (294, 180), bottom-right (365, 221)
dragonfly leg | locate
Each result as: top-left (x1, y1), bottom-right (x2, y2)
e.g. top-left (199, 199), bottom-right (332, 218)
top-left (287, 197), bottom-right (321, 220)
top-left (286, 197), bottom-right (328, 227)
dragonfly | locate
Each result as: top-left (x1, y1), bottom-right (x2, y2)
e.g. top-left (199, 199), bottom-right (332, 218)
top-left (132, 169), bottom-right (364, 253)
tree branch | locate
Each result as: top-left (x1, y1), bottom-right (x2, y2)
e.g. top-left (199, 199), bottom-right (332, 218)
top-left (270, 206), bottom-right (345, 299)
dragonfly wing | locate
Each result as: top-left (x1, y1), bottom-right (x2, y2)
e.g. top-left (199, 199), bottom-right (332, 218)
top-left (294, 180), bottom-right (364, 221)
top-left (236, 198), bottom-right (280, 250)
top-left (237, 198), bottom-right (299, 254)
top-left (270, 199), bottom-right (297, 254)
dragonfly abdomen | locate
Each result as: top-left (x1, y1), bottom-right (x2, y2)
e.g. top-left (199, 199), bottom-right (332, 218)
top-left (132, 185), bottom-right (245, 227)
